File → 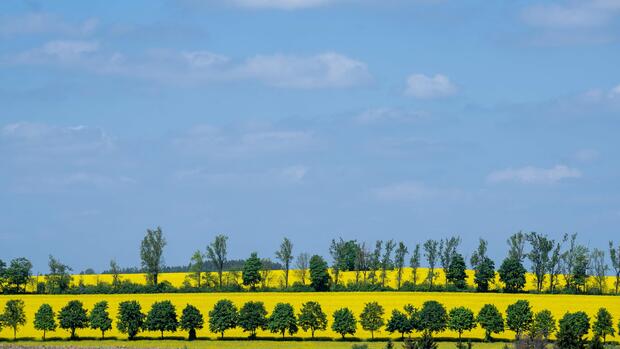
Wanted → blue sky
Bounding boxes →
[1,0,619,273]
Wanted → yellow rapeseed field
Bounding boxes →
[1,291,619,341]
[34,267,619,292]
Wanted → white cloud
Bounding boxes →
[5,42,370,89]
[522,0,620,28]
[237,52,371,88]
[574,149,599,162]
[229,0,335,10]
[487,165,581,184]
[0,13,98,37]
[609,84,620,99]
[404,73,456,99]
[1,122,114,153]
[354,108,428,124]
[280,165,308,182]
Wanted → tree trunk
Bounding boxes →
[154,272,158,286]
[189,328,196,340]
[13,327,17,340]
[371,330,374,339]
[71,328,76,339]
[161,330,164,339]
[102,330,105,339]
[285,268,289,288]
[221,331,224,339]
[311,329,315,338]
[43,330,46,341]
[219,270,223,289]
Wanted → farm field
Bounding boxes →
[40,267,620,292]
[0,340,510,349]
[1,292,618,341]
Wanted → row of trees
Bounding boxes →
[1,298,619,347]
[6,230,620,295]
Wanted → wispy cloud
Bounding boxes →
[228,0,336,10]
[372,181,459,202]
[354,108,429,124]
[487,165,582,184]
[404,73,456,99]
[4,42,370,89]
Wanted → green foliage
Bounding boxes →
[470,239,495,292]
[145,300,178,339]
[58,300,89,339]
[423,240,439,288]
[189,250,205,288]
[33,303,56,340]
[297,301,327,338]
[419,300,447,335]
[180,304,204,340]
[526,232,554,292]
[2,299,26,339]
[117,300,145,340]
[446,253,467,289]
[394,242,409,289]
[505,300,533,339]
[206,234,228,288]
[239,301,267,338]
[386,309,412,338]
[242,252,263,290]
[592,307,614,343]
[208,299,238,338]
[4,258,32,293]
[309,254,331,291]
[140,226,166,286]
[276,238,294,288]
[556,311,590,349]
[403,331,438,349]
[447,306,476,342]
[530,309,555,340]
[332,307,357,338]
[476,304,504,342]
[360,301,385,339]
[89,301,112,339]
[268,302,298,337]
[498,257,526,293]
[45,255,72,294]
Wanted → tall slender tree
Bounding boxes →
[295,252,310,285]
[507,232,526,262]
[423,239,439,289]
[526,232,554,292]
[609,241,620,294]
[140,226,166,286]
[394,242,408,289]
[380,239,396,287]
[206,234,228,289]
[189,250,205,288]
[439,236,461,285]
[410,243,421,285]
[275,237,294,288]
[470,239,495,292]
[590,248,608,294]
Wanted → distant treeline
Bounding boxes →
[0,296,618,349]
[3,229,620,295]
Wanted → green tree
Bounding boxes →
[189,250,205,288]
[109,259,122,289]
[439,236,461,286]
[386,309,412,339]
[145,300,178,339]
[526,232,554,292]
[275,238,294,288]
[89,301,112,339]
[297,301,327,338]
[530,309,555,341]
[45,255,72,294]
[180,304,204,340]
[593,307,614,343]
[505,300,533,340]
[394,241,408,289]
[419,301,447,335]
[329,238,349,287]
[507,231,526,262]
[2,299,26,339]
[242,252,262,290]
[556,311,590,349]
[268,303,298,337]
[447,306,476,344]
[476,304,504,342]
[58,300,89,340]
[498,257,526,292]
[309,254,331,291]
[380,240,396,288]
[117,300,145,340]
[409,244,421,285]
[208,299,238,339]
[332,307,357,339]
[4,258,32,293]
[609,241,620,294]
[470,239,495,292]
[238,301,267,338]
[360,301,385,339]
[446,253,467,289]
[295,252,310,285]
[590,248,608,294]
[33,303,56,340]
[423,240,439,289]
[140,226,166,286]
[206,234,228,289]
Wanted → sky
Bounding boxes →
[1,0,619,274]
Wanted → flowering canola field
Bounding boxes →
[1,291,619,341]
